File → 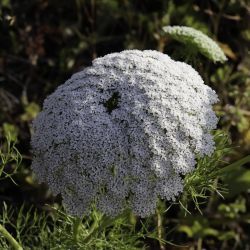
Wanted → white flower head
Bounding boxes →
[31,50,219,217]
[163,25,227,63]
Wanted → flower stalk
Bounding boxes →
[0,224,23,250]
[73,217,82,243]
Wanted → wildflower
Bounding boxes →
[31,50,219,217]
[163,25,227,63]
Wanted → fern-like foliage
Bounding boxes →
[0,203,152,250]
[181,131,231,213]
[0,135,21,180]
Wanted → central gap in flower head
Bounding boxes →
[103,91,121,114]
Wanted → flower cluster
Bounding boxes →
[31,50,219,217]
[163,25,227,63]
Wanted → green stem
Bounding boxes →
[87,216,99,236]
[0,224,23,250]
[197,237,203,250]
[83,212,125,244]
[156,208,165,250]
[83,215,111,244]
[73,217,82,243]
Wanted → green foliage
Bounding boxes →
[178,216,238,244]
[0,204,148,250]
[1,0,250,249]
[220,156,250,197]
[182,131,230,213]
[0,135,21,179]
[0,136,23,249]
[177,195,249,249]
[218,196,246,219]
[178,138,250,249]
[20,102,40,122]
[2,123,18,142]
[181,129,249,213]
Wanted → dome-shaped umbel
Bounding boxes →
[31,50,219,217]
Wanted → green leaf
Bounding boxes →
[2,123,18,142]
[20,102,40,122]
[218,155,250,176]
[218,155,250,197]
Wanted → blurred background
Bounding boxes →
[0,0,250,249]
